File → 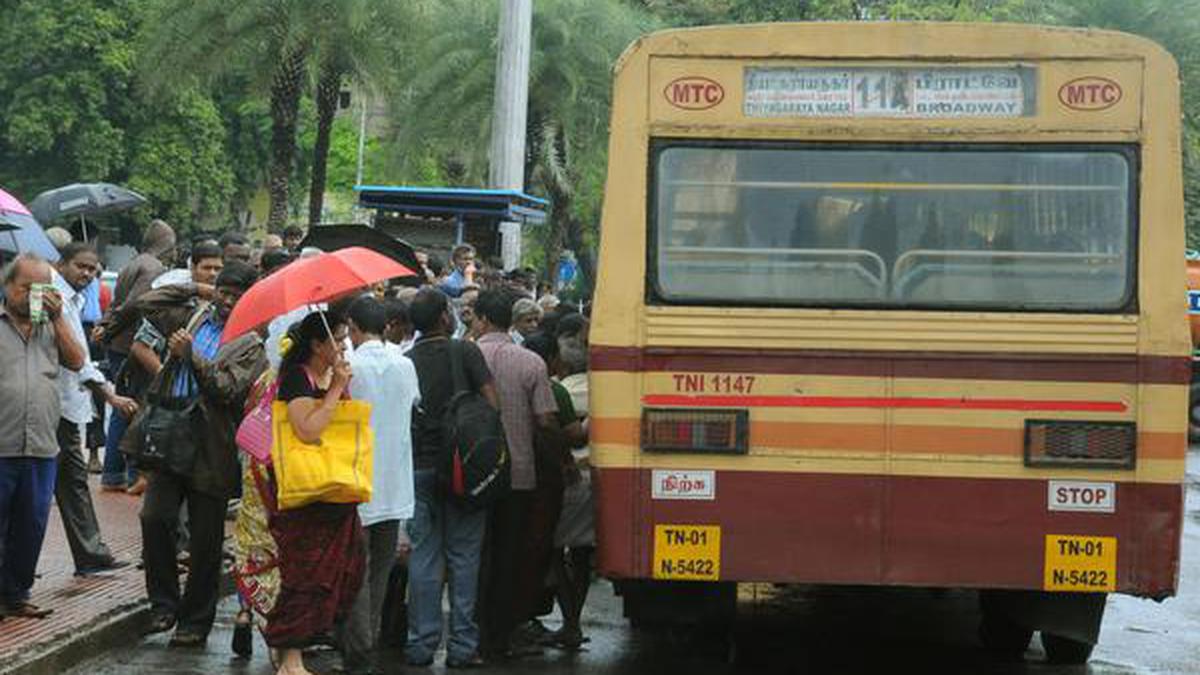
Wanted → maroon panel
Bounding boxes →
[885,477,1132,589]
[592,468,1183,596]
[593,467,638,579]
[590,346,1190,385]
[645,473,885,583]
[1128,482,1186,597]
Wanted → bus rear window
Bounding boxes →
[651,143,1134,311]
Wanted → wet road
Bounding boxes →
[68,450,1200,674]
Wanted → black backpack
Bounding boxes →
[441,340,510,508]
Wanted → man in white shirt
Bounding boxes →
[343,295,420,674]
[52,243,138,575]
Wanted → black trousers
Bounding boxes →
[140,471,226,636]
[340,520,401,673]
[55,419,113,570]
[479,489,534,655]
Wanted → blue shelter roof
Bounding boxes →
[355,185,547,224]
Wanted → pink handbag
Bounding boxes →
[236,377,281,464]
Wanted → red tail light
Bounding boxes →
[641,408,748,454]
[1024,420,1136,469]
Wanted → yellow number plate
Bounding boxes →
[1044,534,1117,592]
[653,524,721,581]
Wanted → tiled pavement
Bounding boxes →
[0,471,148,674]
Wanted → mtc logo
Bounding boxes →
[1058,77,1122,111]
[664,76,724,110]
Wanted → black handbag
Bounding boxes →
[121,359,201,476]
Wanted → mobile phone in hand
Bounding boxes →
[29,283,50,323]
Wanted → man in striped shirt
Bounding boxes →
[473,289,557,659]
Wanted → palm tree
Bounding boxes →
[140,0,324,230]
[305,0,413,225]
[393,0,653,287]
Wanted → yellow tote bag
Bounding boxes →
[271,400,374,510]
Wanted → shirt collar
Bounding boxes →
[355,338,385,351]
[52,270,81,304]
[477,332,513,345]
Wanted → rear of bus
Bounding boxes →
[588,22,1189,656]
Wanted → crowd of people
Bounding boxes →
[0,222,594,675]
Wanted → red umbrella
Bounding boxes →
[222,246,414,343]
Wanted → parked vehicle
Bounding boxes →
[589,22,1189,665]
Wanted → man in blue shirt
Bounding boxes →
[438,244,478,298]
[141,261,265,648]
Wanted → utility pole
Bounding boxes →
[354,92,369,225]
[488,0,532,270]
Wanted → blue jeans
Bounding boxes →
[100,352,136,488]
[406,469,487,663]
[0,457,57,605]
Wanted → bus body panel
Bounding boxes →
[594,466,1182,598]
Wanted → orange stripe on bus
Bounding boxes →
[590,418,1183,460]
[641,394,1127,413]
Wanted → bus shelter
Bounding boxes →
[355,185,547,263]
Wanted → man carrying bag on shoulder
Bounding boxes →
[404,289,499,669]
[137,261,265,648]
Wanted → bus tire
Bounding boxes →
[1041,632,1095,665]
[978,612,1033,660]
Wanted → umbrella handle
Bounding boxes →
[318,309,336,343]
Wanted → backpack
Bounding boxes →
[441,340,510,508]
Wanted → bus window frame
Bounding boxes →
[645,139,1141,315]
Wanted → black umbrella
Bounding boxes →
[300,224,421,285]
[29,183,147,242]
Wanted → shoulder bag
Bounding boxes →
[270,377,374,510]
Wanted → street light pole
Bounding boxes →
[489,0,532,270]
[354,92,369,224]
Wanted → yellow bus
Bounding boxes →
[589,22,1188,664]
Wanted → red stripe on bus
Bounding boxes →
[641,393,1128,413]
[591,346,1191,385]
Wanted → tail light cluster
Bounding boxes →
[1024,420,1136,469]
[641,408,749,454]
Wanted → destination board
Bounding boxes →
[744,66,1036,119]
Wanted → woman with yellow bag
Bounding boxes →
[264,312,367,675]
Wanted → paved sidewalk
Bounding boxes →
[0,471,148,675]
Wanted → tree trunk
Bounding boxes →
[564,211,595,298]
[308,64,342,226]
[544,181,569,289]
[267,46,308,231]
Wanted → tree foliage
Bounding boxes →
[0,0,138,196]
[0,0,249,235]
[125,90,235,227]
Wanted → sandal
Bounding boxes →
[169,630,207,648]
[145,613,177,635]
[2,602,52,619]
[549,627,588,651]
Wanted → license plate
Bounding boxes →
[1043,534,1117,592]
[653,524,721,581]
